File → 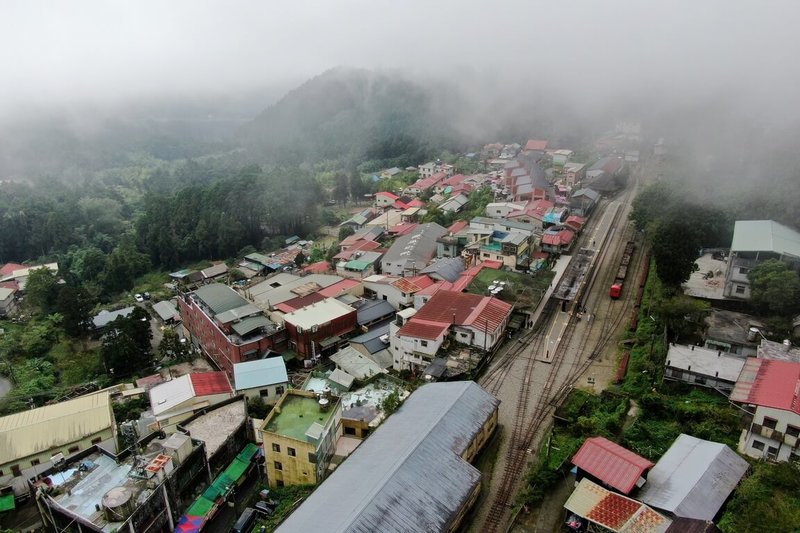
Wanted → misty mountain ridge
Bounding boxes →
[238,67,469,165]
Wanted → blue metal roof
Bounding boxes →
[233,357,288,391]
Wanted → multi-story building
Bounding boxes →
[0,392,117,499]
[274,381,499,533]
[260,389,342,487]
[233,358,289,405]
[730,357,800,462]
[282,297,357,359]
[390,291,512,372]
[179,283,284,374]
[148,372,234,432]
[723,220,800,299]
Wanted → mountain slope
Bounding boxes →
[238,67,463,164]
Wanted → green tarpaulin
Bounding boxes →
[237,442,259,462]
[0,494,15,512]
[224,458,249,481]
[186,496,214,517]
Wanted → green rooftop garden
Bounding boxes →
[265,394,336,441]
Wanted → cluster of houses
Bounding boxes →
[564,434,749,532]
[0,138,632,531]
[0,261,58,317]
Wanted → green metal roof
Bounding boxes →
[0,494,15,512]
[231,315,272,336]
[345,259,372,271]
[194,283,249,315]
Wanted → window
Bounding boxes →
[735,285,746,295]
[752,440,765,451]
[287,447,296,457]
[68,445,80,453]
[767,446,779,459]
[31,459,40,467]
[786,425,800,438]
[260,389,269,398]
[739,267,749,275]
[10,465,20,477]
[275,386,285,396]
[276,479,284,487]
[272,443,281,453]
[344,426,356,436]
[420,340,428,347]
[763,417,778,430]
[91,437,102,445]
[308,452,317,464]
[274,461,283,471]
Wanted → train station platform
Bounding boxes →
[539,201,621,363]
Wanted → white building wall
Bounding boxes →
[740,405,800,462]
[363,281,411,310]
[389,322,444,371]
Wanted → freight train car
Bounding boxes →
[609,241,635,299]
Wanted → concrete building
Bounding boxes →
[0,392,117,498]
[275,382,499,533]
[381,222,448,277]
[723,220,800,299]
[638,434,749,521]
[730,358,800,462]
[390,291,513,372]
[485,201,527,219]
[703,309,764,356]
[232,357,289,404]
[283,297,357,360]
[663,344,746,394]
[34,432,208,533]
[247,273,343,309]
[260,389,342,488]
[362,274,435,310]
[0,286,17,317]
[179,283,283,374]
[148,372,234,432]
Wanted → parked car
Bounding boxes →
[143,292,151,300]
[254,501,275,516]
[134,293,144,303]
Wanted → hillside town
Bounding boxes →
[2,125,800,533]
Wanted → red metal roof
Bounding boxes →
[0,263,25,277]
[442,174,468,187]
[464,296,513,332]
[482,260,503,270]
[388,223,419,236]
[447,220,469,234]
[411,172,448,191]
[525,139,549,151]
[335,239,382,259]
[319,279,361,298]
[588,492,642,530]
[190,371,232,396]
[407,199,426,208]
[397,318,450,340]
[392,275,435,294]
[731,358,800,414]
[0,280,19,291]
[301,261,331,274]
[277,292,326,313]
[572,437,654,494]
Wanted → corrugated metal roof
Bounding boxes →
[420,257,465,283]
[730,358,800,413]
[283,297,355,330]
[201,263,228,279]
[152,300,178,322]
[565,478,671,533]
[329,368,355,390]
[356,300,395,326]
[571,437,654,494]
[92,306,135,329]
[730,220,800,257]
[194,283,249,315]
[637,434,749,520]
[275,382,499,533]
[231,315,273,336]
[190,372,232,396]
[665,345,746,383]
[330,346,385,380]
[0,392,113,462]
[233,358,288,391]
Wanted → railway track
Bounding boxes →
[478,166,647,533]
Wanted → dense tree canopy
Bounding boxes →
[101,307,153,377]
[748,259,800,317]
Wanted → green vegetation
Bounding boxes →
[467,268,554,310]
[100,307,153,378]
[253,484,315,531]
[718,461,800,533]
[748,259,800,317]
[380,389,401,415]
[630,182,731,288]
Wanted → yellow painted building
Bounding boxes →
[0,392,117,496]
[260,389,341,488]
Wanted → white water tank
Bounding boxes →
[747,327,760,342]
